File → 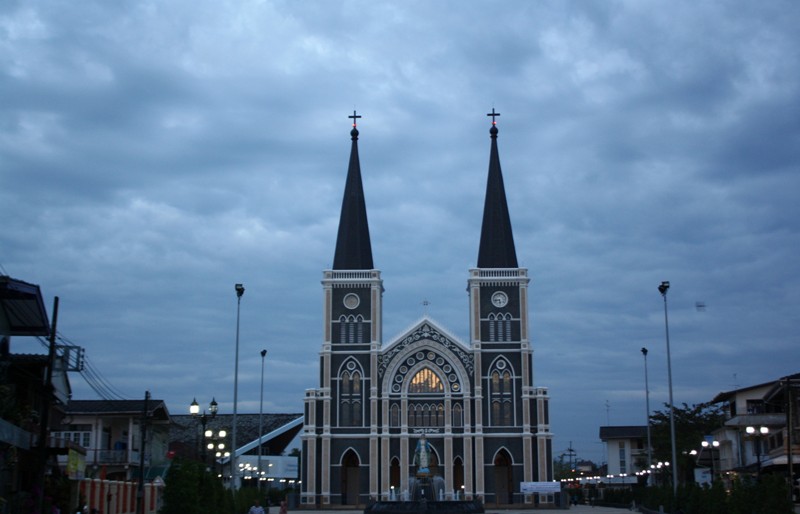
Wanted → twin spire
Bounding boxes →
[332,110,518,271]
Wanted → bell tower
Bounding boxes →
[468,110,551,495]
[304,112,383,506]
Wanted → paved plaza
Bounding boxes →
[293,506,637,514]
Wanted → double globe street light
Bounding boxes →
[746,425,770,481]
[190,398,229,476]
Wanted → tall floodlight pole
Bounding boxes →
[258,349,268,493]
[641,347,653,485]
[659,281,678,494]
[232,283,245,488]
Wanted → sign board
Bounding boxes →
[694,467,712,486]
[521,481,561,494]
[67,449,86,480]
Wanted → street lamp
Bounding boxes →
[641,347,653,485]
[232,283,245,489]
[190,397,218,462]
[746,426,770,481]
[701,439,720,479]
[658,281,678,493]
[258,349,268,491]
[207,428,228,477]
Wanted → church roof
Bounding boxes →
[477,117,518,269]
[332,115,374,270]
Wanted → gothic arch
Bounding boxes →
[381,339,471,396]
[338,359,364,427]
[487,357,515,426]
[492,448,514,505]
[341,448,361,506]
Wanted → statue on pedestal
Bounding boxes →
[414,435,432,476]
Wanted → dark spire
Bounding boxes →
[332,111,374,270]
[477,109,518,268]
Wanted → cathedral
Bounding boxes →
[300,112,553,508]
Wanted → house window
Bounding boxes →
[53,425,92,448]
[390,404,400,427]
[746,400,765,414]
[618,442,627,473]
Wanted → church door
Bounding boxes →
[342,451,360,506]
[493,450,513,505]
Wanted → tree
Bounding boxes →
[162,458,228,514]
[649,402,725,484]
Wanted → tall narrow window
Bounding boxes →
[489,363,514,426]
[390,404,400,427]
[340,369,362,426]
[453,404,463,427]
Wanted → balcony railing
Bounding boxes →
[85,448,145,466]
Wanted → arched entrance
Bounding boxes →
[341,450,360,506]
[390,457,400,497]
[493,449,513,505]
[453,456,465,498]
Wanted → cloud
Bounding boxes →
[2,0,799,464]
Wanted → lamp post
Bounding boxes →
[746,425,770,481]
[658,281,678,493]
[641,347,653,485]
[701,438,720,480]
[232,283,245,489]
[190,397,218,463]
[258,349,268,492]
[207,428,228,478]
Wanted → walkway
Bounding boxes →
[296,506,636,514]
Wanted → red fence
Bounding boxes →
[79,478,162,514]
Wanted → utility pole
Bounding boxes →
[36,296,59,514]
[137,391,150,514]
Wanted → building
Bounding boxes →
[1,276,75,512]
[301,113,553,508]
[709,373,800,485]
[598,426,649,477]
[169,412,303,489]
[57,399,173,481]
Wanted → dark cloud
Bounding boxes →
[2,0,799,463]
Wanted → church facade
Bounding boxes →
[300,113,553,508]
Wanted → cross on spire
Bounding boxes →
[487,108,500,125]
[349,110,362,127]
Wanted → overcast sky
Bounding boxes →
[3,1,799,464]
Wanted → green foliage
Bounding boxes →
[161,458,228,514]
[649,402,725,484]
[639,476,794,514]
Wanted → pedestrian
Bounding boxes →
[279,499,288,514]
[248,499,266,514]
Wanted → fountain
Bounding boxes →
[364,436,484,514]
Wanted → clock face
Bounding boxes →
[491,291,508,308]
[343,293,360,309]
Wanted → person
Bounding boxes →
[248,499,265,514]
[279,499,287,514]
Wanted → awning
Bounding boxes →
[0,276,50,337]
